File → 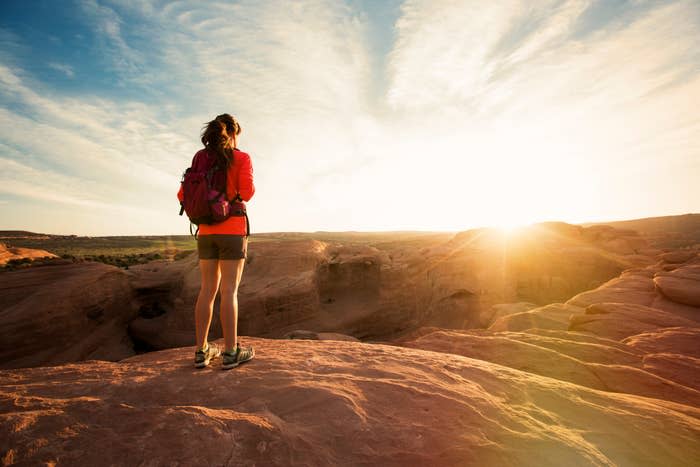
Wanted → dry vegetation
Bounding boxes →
[0,231,197,270]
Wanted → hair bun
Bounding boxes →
[215,113,241,136]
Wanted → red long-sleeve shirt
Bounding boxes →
[178,148,255,236]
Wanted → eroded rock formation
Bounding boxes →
[126,223,653,349]
[1,337,698,466]
[0,263,137,369]
[1,219,699,465]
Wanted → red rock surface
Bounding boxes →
[488,303,584,331]
[654,264,700,307]
[623,328,700,391]
[567,269,659,308]
[126,224,650,350]
[623,327,700,357]
[2,218,700,465]
[481,302,538,327]
[283,330,360,341]
[569,302,697,341]
[0,243,57,265]
[641,353,700,391]
[0,223,692,368]
[661,251,698,264]
[397,328,699,407]
[0,263,137,369]
[2,337,699,466]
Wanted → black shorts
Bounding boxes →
[197,235,248,260]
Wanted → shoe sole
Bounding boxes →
[194,349,221,368]
[222,351,254,370]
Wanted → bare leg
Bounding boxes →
[195,259,221,350]
[219,258,246,352]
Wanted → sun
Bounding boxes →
[494,219,528,235]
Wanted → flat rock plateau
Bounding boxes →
[1,214,699,466]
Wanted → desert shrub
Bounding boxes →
[9,258,32,265]
[174,249,195,260]
[4,258,32,270]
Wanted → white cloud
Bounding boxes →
[0,0,377,234]
[0,0,698,234]
[378,0,700,228]
[47,62,75,78]
[78,0,146,81]
[0,157,118,209]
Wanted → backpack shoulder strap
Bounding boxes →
[192,149,207,170]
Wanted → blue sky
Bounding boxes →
[0,0,699,235]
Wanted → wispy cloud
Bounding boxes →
[78,0,146,82]
[378,0,700,227]
[47,62,75,78]
[0,0,698,234]
[0,157,119,208]
[98,0,379,231]
[0,0,376,234]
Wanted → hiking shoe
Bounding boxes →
[194,342,221,368]
[222,343,254,370]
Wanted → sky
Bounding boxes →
[0,0,698,236]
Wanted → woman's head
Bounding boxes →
[216,113,241,139]
[200,113,242,166]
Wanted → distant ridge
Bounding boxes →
[0,230,54,239]
[581,213,700,234]
[3,213,699,239]
[582,213,700,248]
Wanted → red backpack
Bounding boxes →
[179,149,246,236]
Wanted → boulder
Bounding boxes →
[567,273,657,308]
[661,251,697,264]
[654,265,700,307]
[622,328,700,358]
[568,303,697,341]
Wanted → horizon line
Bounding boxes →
[1,212,698,238]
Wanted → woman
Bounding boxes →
[177,113,255,370]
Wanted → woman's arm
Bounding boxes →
[236,152,255,201]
